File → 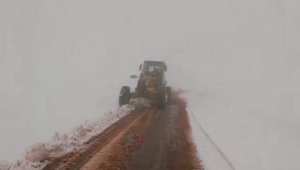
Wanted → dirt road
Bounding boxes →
[43,97,203,170]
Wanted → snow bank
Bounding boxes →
[0,99,149,170]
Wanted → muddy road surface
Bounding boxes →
[43,97,203,170]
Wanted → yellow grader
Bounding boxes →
[119,61,171,108]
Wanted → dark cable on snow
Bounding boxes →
[189,110,236,170]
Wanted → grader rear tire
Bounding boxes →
[119,86,130,106]
[165,86,171,103]
[157,89,167,109]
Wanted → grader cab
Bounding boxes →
[119,61,171,108]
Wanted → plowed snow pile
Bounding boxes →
[0,99,149,170]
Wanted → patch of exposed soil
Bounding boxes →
[43,95,203,170]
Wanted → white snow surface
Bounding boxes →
[0,99,149,170]
[1,0,300,170]
[185,87,300,170]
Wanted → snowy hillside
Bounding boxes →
[1,0,300,169]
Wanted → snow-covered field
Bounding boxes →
[1,0,300,169]
[0,99,149,169]
[186,89,300,170]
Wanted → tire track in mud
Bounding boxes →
[128,97,202,170]
[43,107,153,170]
[81,108,154,170]
[43,96,203,170]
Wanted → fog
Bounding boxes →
[1,0,300,169]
